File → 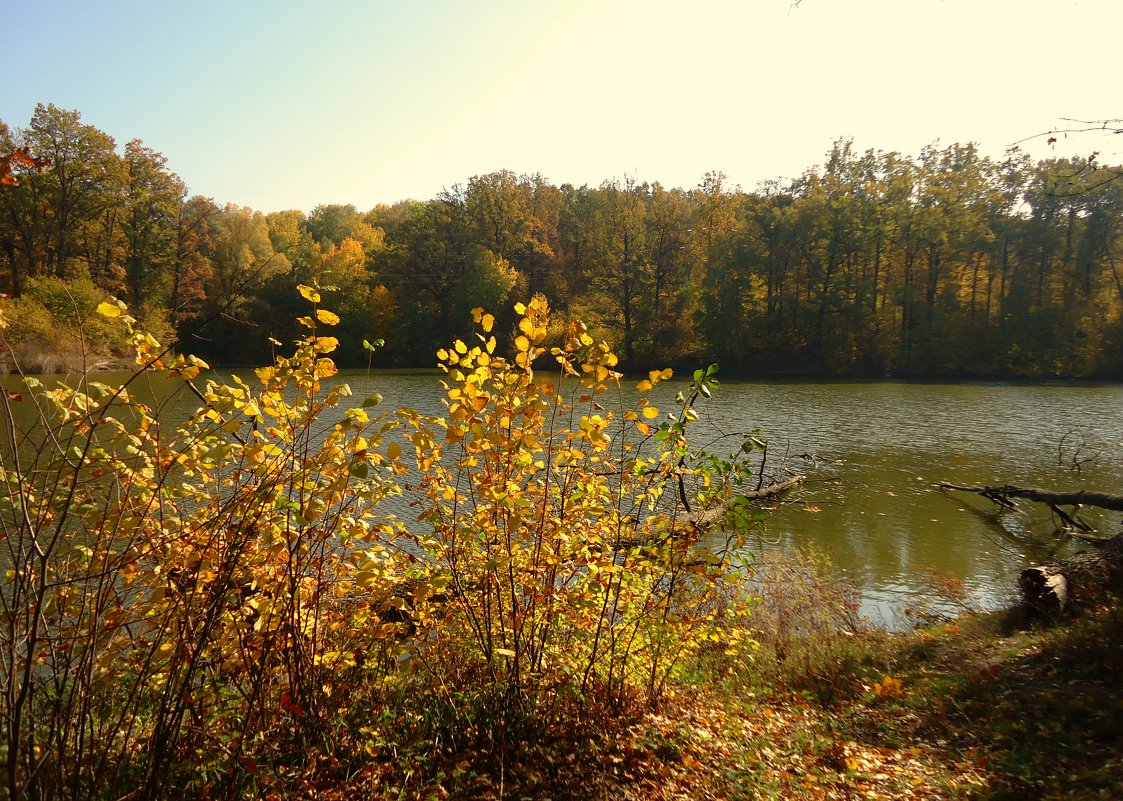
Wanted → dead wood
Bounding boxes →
[687,475,807,531]
[937,482,1123,532]
[939,482,1123,614]
[1019,532,1123,614]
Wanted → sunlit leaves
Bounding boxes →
[401,295,754,718]
[1,284,762,798]
[96,300,123,318]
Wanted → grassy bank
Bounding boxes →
[298,603,1122,801]
[272,545,1121,801]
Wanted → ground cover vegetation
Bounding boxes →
[4,104,1123,377]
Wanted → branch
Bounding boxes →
[1010,118,1123,148]
[938,482,1123,514]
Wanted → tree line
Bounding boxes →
[3,103,1122,377]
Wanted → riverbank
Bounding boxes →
[297,603,1123,800]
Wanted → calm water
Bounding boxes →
[6,369,1123,626]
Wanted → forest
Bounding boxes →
[3,102,1123,377]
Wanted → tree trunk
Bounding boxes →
[1020,532,1123,614]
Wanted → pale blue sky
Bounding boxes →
[2,0,1119,212]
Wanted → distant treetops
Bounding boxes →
[3,103,1122,377]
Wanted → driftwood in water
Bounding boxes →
[1019,532,1123,614]
[687,475,806,531]
[937,482,1123,532]
[939,482,1123,614]
[743,474,807,502]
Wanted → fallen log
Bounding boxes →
[937,482,1123,532]
[939,481,1123,614]
[1019,531,1123,614]
[687,475,806,530]
[742,474,807,502]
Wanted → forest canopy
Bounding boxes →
[3,103,1122,377]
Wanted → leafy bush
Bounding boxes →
[0,286,405,799]
[0,277,136,372]
[0,288,757,800]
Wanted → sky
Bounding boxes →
[2,0,1120,213]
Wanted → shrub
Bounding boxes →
[0,286,405,799]
[0,277,136,372]
[0,289,757,800]
[740,547,878,701]
[400,297,757,726]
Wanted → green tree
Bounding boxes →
[121,140,186,333]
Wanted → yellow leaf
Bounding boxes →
[314,336,339,353]
[386,441,401,460]
[515,335,530,352]
[96,301,122,318]
[636,380,653,393]
[642,405,659,419]
[454,339,468,354]
[873,675,903,698]
[297,284,321,303]
[315,309,340,325]
[635,421,651,435]
[514,301,527,315]
[481,313,495,333]
[519,317,534,336]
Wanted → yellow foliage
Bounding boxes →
[0,288,754,796]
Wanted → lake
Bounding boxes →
[360,372,1123,625]
[5,368,1122,626]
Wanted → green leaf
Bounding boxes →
[349,461,369,478]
